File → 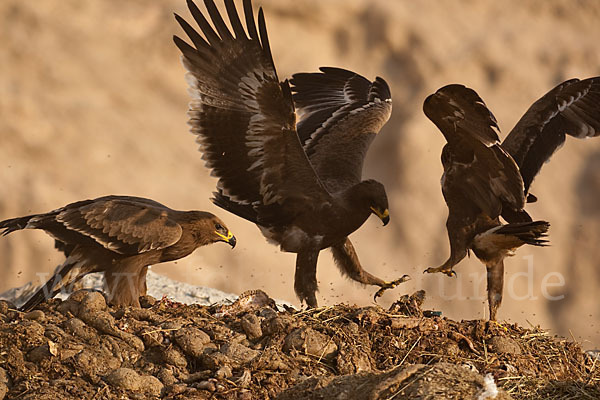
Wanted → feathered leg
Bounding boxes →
[138,266,148,296]
[103,260,146,308]
[330,238,387,286]
[330,238,410,300]
[424,215,470,277]
[486,260,505,320]
[294,249,319,308]
[473,220,550,320]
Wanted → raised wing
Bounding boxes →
[502,77,600,193]
[174,0,330,215]
[424,84,501,147]
[53,196,183,254]
[425,85,525,215]
[290,67,392,192]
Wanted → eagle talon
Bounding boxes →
[424,267,456,277]
[486,320,508,332]
[373,275,411,302]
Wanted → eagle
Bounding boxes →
[173,0,409,308]
[0,195,236,311]
[423,78,600,320]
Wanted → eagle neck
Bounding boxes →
[338,183,373,223]
[160,230,199,262]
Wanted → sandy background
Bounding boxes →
[1,0,599,347]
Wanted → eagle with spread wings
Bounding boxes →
[424,78,600,320]
[0,196,236,311]
[173,0,409,307]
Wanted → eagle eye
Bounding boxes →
[215,223,224,231]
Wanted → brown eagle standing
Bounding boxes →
[173,0,408,307]
[0,195,236,310]
[424,78,600,320]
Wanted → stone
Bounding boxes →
[174,326,211,358]
[283,327,338,360]
[488,336,521,355]
[23,310,45,322]
[241,314,263,341]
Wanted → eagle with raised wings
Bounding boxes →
[173,0,408,307]
[0,196,236,311]
[424,78,600,320]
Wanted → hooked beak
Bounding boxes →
[370,207,390,226]
[216,230,237,248]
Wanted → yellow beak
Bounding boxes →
[370,207,390,226]
[216,230,236,248]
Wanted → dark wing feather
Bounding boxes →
[49,196,182,254]
[441,145,521,218]
[423,84,501,147]
[175,0,330,218]
[502,77,600,193]
[290,67,392,192]
[211,190,259,224]
[20,248,98,312]
[425,85,526,214]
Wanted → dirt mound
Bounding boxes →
[0,290,597,399]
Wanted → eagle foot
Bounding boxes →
[373,275,411,302]
[486,319,508,332]
[423,266,457,277]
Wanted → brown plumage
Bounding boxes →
[423,77,600,320]
[173,0,408,308]
[424,79,600,319]
[0,195,236,311]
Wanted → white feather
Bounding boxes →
[477,373,499,400]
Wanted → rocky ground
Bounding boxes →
[0,288,598,400]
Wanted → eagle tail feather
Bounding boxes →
[19,280,58,312]
[19,258,83,312]
[501,207,533,223]
[495,220,550,247]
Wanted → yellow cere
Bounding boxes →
[370,207,389,219]
[216,230,234,241]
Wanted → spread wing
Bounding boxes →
[502,77,600,193]
[174,0,330,219]
[424,84,501,146]
[424,84,525,216]
[52,196,183,254]
[290,67,392,192]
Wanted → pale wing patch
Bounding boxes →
[473,226,519,258]
[304,95,392,152]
